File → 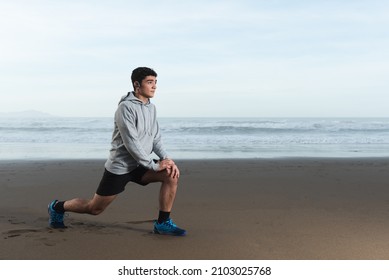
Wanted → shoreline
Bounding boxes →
[1,155,389,162]
[1,158,389,259]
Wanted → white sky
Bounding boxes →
[1,0,388,117]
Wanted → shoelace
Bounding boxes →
[164,219,177,228]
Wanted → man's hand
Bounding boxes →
[166,164,180,179]
[158,159,180,179]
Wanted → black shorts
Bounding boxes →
[96,166,150,196]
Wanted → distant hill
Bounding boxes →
[0,110,56,118]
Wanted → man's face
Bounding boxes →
[138,75,157,100]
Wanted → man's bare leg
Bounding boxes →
[63,194,117,215]
[141,169,178,212]
[141,168,186,236]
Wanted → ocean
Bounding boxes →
[1,117,389,160]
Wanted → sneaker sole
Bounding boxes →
[49,223,67,229]
[153,229,186,236]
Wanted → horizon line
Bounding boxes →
[0,110,388,119]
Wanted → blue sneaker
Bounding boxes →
[153,218,186,236]
[48,200,66,228]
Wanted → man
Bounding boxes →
[48,67,186,236]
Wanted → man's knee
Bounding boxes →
[163,171,179,185]
[87,203,106,215]
[162,170,178,184]
[142,169,179,185]
[89,206,105,215]
[87,194,116,215]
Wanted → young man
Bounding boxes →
[48,67,186,236]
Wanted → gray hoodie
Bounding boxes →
[104,92,169,175]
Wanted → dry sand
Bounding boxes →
[1,158,389,260]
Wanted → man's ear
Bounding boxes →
[134,81,140,88]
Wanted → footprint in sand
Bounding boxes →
[3,228,66,247]
[1,216,26,225]
[35,237,57,247]
[3,228,40,238]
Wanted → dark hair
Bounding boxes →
[131,67,157,89]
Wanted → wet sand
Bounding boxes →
[1,158,389,260]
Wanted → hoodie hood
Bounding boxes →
[119,91,150,105]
